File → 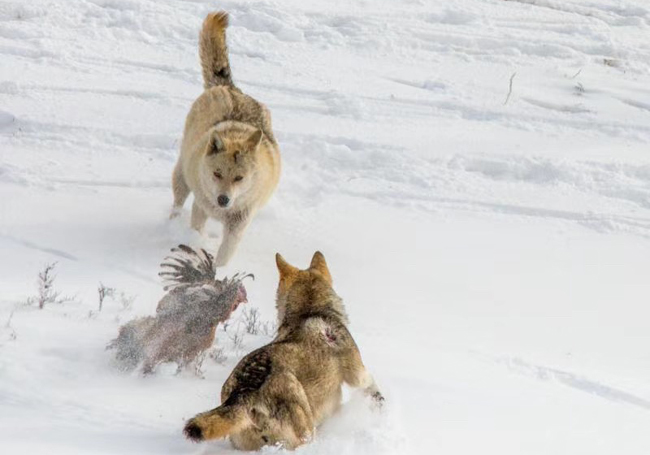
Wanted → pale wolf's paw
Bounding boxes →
[169,208,182,220]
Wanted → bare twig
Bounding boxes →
[504,72,517,105]
[209,346,227,364]
[97,283,116,312]
[4,310,17,341]
[242,307,260,335]
[37,263,58,309]
[27,263,75,308]
[5,310,14,328]
[260,320,277,338]
[228,330,244,352]
[574,82,585,96]
[25,263,76,309]
[570,68,583,79]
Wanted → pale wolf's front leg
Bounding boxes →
[215,211,250,267]
[191,202,208,232]
[170,161,190,219]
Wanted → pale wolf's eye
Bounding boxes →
[233,176,243,182]
[214,171,222,179]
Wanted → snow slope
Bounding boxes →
[1,0,650,453]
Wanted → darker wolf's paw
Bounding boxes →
[370,391,385,408]
[184,420,204,442]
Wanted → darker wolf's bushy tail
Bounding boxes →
[199,11,234,89]
[184,404,248,442]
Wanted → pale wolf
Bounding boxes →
[171,11,281,266]
[184,252,383,450]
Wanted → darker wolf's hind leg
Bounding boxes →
[171,161,190,218]
[286,401,315,448]
[266,373,315,449]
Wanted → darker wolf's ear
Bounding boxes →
[309,251,332,284]
[207,131,225,155]
[276,253,298,277]
[246,129,263,151]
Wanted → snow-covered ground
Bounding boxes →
[1,0,650,453]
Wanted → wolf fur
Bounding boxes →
[107,245,249,374]
[184,252,383,450]
[171,11,281,267]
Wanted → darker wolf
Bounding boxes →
[184,252,383,450]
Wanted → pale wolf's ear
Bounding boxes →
[246,129,263,151]
[207,131,225,155]
[276,253,298,278]
[309,251,332,284]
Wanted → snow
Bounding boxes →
[1,0,650,453]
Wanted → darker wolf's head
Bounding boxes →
[200,126,264,209]
[274,251,346,324]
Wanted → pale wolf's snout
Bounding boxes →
[217,194,230,207]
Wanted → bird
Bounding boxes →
[108,245,251,374]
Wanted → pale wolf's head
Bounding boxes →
[200,127,264,209]
[274,252,346,324]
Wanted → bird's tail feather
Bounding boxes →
[159,244,215,290]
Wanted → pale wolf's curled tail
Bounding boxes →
[184,403,248,442]
[199,11,233,89]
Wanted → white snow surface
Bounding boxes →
[1,0,650,453]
